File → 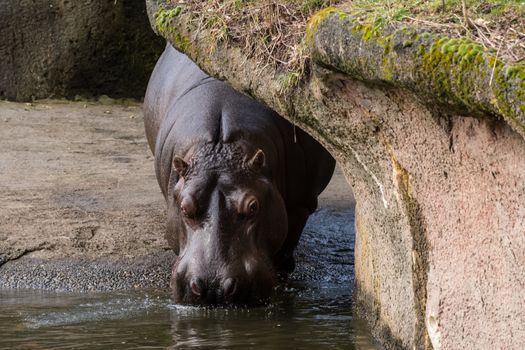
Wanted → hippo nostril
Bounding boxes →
[223,278,237,298]
[190,278,205,296]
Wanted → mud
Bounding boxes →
[0,100,354,291]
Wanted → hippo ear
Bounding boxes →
[246,149,266,171]
[172,156,189,177]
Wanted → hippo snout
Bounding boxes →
[171,259,275,306]
[186,277,238,304]
[174,274,250,305]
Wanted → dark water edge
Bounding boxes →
[0,207,379,349]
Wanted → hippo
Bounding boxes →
[143,44,335,305]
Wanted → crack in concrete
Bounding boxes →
[348,144,388,209]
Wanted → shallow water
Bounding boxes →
[0,208,379,349]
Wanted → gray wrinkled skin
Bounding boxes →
[143,44,335,305]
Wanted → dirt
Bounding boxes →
[0,100,168,262]
[0,100,353,291]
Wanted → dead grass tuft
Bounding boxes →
[342,0,525,64]
[169,0,524,70]
[171,0,339,72]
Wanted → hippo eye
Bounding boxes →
[246,199,259,217]
[180,197,196,218]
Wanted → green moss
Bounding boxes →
[154,5,183,33]
[279,71,301,94]
[307,9,524,135]
[306,7,344,45]
[374,21,520,119]
[154,5,190,51]
[490,61,525,134]
[417,35,492,108]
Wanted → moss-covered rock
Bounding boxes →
[307,8,525,138]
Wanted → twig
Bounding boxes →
[461,0,472,29]
[509,28,525,38]
[489,39,504,87]
[469,21,493,50]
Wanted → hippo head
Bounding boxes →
[166,143,287,306]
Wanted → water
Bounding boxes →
[0,208,379,349]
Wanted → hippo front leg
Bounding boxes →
[275,206,312,279]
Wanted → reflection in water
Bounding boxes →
[0,208,379,349]
[167,282,373,350]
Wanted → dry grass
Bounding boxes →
[173,0,340,71]
[170,0,524,69]
[341,0,525,63]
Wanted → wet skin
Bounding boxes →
[143,44,335,305]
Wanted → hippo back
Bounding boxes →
[143,43,335,214]
[143,43,210,154]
